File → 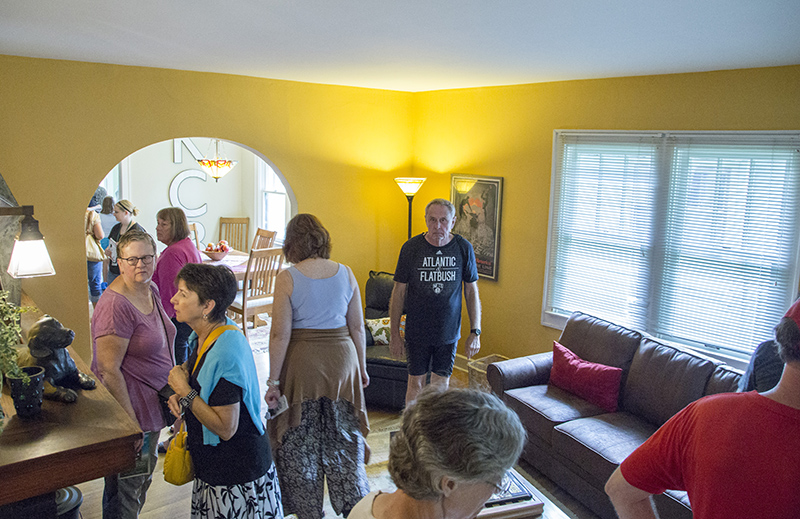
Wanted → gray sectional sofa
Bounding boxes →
[487,312,743,519]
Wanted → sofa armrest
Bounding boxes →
[486,352,553,398]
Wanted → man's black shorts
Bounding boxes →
[406,340,457,377]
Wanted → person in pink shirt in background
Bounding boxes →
[154,207,203,364]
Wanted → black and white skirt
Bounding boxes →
[191,462,283,519]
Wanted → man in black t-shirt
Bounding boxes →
[389,198,481,406]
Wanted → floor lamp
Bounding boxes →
[394,178,426,239]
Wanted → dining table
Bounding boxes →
[201,249,249,281]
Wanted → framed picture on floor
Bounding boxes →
[450,174,503,281]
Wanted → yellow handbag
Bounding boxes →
[163,325,239,486]
[163,421,194,485]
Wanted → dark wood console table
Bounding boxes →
[0,346,141,514]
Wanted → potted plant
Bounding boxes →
[0,290,41,424]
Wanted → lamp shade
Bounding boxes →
[0,206,56,278]
[197,139,238,182]
[197,158,238,181]
[394,177,426,197]
[7,238,55,278]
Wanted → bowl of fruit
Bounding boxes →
[203,240,231,261]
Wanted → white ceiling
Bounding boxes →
[2,1,799,92]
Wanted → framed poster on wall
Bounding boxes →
[450,175,503,281]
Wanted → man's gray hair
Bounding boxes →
[775,316,800,363]
[425,198,456,218]
[388,387,526,501]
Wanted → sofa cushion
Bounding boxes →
[558,312,642,375]
[365,324,374,346]
[550,341,623,412]
[364,270,395,319]
[552,412,658,488]
[365,344,406,367]
[366,317,391,344]
[621,338,716,426]
[364,316,406,345]
[705,363,743,395]
[487,352,554,397]
[659,490,692,516]
[504,385,606,446]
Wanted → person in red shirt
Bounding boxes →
[605,299,800,519]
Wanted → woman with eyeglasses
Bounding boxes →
[347,387,526,519]
[91,230,176,519]
[154,207,203,365]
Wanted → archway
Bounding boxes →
[85,137,297,305]
[97,137,296,249]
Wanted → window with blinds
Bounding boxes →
[543,131,800,356]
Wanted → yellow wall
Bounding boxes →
[414,66,800,358]
[1,53,798,361]
[0,55,416,359]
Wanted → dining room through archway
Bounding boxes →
[96,137,297,254]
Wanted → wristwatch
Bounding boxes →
[266,378,280,389]
[179,389,198,413]
[471,328,481,336]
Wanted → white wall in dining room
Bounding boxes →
[122,138,258,252]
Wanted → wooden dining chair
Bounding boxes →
[251,228,278,250]
[228,247,284,338]
[187,222,201,250]
[219,217,250,252]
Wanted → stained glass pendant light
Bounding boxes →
[197,139,238,182]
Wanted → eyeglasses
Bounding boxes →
[488,475,512,496]
[118,254,155,266]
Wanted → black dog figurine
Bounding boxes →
[17,315,96,403]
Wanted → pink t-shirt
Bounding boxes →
[91,284,176,431]
[153,237,203,319]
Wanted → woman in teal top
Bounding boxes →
[168,263,283,519]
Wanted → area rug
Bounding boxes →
[320,420,398,518]
[245,314,272,355]
[245,315,402,517]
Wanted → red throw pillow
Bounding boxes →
[550,341,623,413]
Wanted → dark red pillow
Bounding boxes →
[550,341,623,412]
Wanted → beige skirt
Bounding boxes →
[267,326,369,445]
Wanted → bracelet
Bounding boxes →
[266,378,280,389]
[179,389,198,412]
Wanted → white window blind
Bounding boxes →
[544,131,800,356]
[258,161,289,243]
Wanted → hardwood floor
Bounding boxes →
[74,340,599,519]
[75,406,598,519]
[74,407,404,519]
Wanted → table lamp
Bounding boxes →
[0,206,56,278]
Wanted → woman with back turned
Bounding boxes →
[264,213,371,519]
